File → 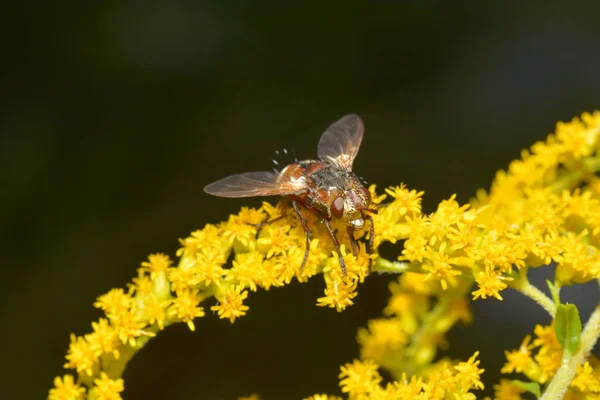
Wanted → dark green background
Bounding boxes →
[2,2,599,399]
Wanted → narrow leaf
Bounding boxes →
[546,280,561,306]
[511,380,541,398]
[554,303,582,354]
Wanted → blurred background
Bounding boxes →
[2,1,600,399]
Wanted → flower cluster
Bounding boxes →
[304,353,484,400]
[49,111,600,400]
[499,323,600,398]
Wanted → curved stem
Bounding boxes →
[509,271,556,317]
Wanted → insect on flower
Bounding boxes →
[204,114,377,275]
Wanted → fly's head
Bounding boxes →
[329,186,371,229]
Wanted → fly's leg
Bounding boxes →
[249,201,288,228]
[251,215,284,228]
[347,226,358,256]
[364,214,375,272]
[323,218,347,276]
[291,200,311,271]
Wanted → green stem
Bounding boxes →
[509,271,556,317]
[372,258,420,274]
[540,305,600,399]
[401,277,472,376]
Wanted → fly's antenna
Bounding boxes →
[291,148,298,162]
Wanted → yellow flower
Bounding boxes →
[93,289,132,318]
[171,289,205,331]
[48,375,86,400]
[493,379,525,400]
[142,293,171,330]
[323,245,369,283]
[261,200,283,220]
[140,253,172,277]
[555,112,599,159]
[421,242,462,290]
[257,222,299,258]
[222,207,263,248]
[111,308,155,347]
[91,372,124,400]
[383,290,426,320]
[304,395,343,400]
[226,249,269,291]
[87,318,119,359]
[177,224,223,257]
[317,274,358,312]
[454,351,485,391]
[238,394,261,400]
[64,334,98,377]
[195,247,227,287]
[420,359,456,397]
[532,323,560,354]
[211,285,250,323]
[385,184,424,216]
[339,359,382,397]
[357,318,407,365]
[501,335,535,374]
[130,274,152,296]
[472,267,511,300]
[571,361,600,393]
[395,272,435,296]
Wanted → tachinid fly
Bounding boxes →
[204,114,377,275]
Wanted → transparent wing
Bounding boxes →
[317,114,364,171]
[204,171,299,198]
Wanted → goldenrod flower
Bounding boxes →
[211,284,250,323]
[571,361,600,393]
[87,318,119,359]
[111,308,155,347]
[64,334,99,377]
[140,253,172,277]
[317,273,358,312]
[472,266,510,300]
[93,289,132,319]
[501,335,535,375]
[171,289,205,331]
[222,207,263,248]
[237,394,261,400]
[48,375,86,400]
[90,373,124,400]
[304,395,343,400]
[141,294,170,330]
[493,379,525,400]
[454,351,485,391]
[339,359,382,397]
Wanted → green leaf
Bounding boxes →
[511,380,541,398]
[546,280,561,306]
[554,303,582,354]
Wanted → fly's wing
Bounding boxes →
[317,114,364,171]
[204,171,300,198]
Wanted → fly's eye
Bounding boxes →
[330,196,345,218]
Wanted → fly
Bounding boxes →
[204,114,377,275]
